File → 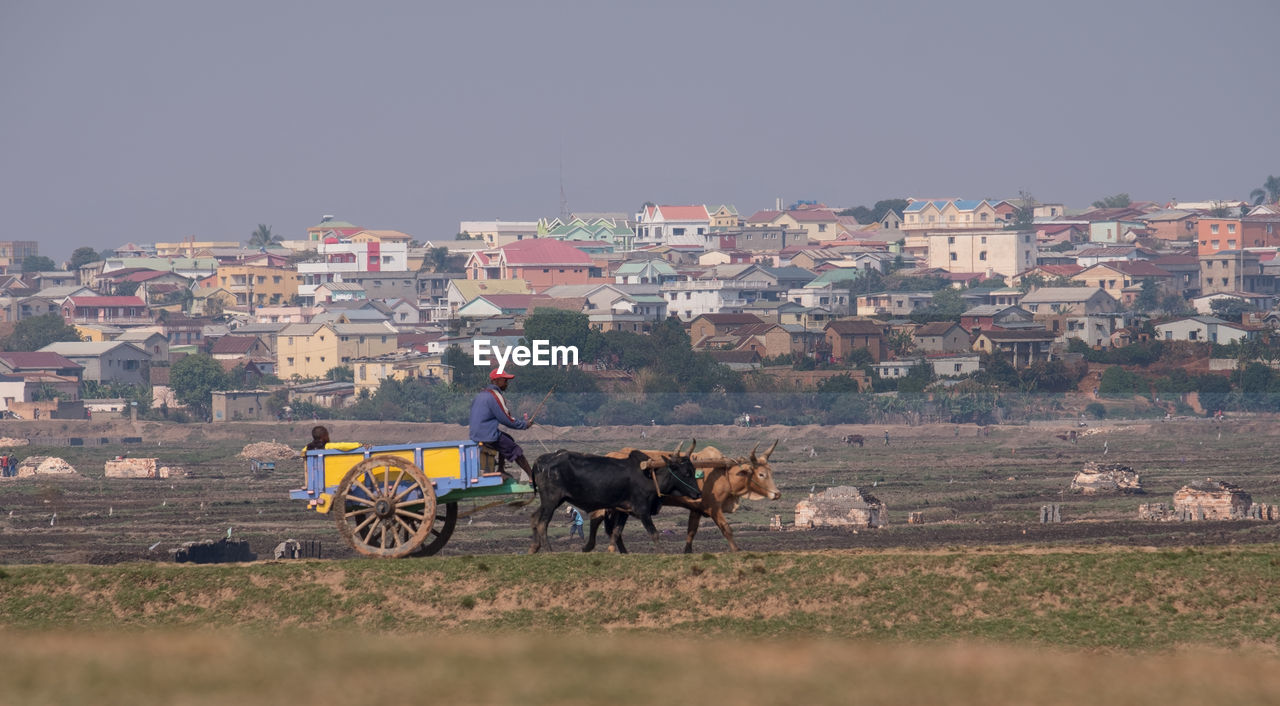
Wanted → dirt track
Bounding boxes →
[1,416,1277,564]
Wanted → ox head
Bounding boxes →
[736,440,781,501]
[639,440,701,501]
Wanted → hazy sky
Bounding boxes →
[2,0,1277,261]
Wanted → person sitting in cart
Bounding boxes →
[469,369,534,483]
[301,425,366,507]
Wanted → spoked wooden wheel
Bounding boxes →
[335,455,435,558]
[410,501,458,557]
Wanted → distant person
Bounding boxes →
[884,430,890,446]
[567,506,584,539]
[301,425,364,507]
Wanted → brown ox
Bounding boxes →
[587,440,782,554]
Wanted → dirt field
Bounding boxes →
[2,415,1277,563]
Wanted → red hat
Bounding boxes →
[489,369,515,381]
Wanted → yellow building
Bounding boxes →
[708,205,740,229]
[353,351,451,394]
[215,264,299,308]
[276,321,399,379]
[348,229,414,244]
[74,324,118,342]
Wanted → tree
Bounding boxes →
[68,247,103,270]
[1250,175,1280,205]
[169,354,231,420]
[21,255,57,273]
[838,198,909,225]
[426,246,448,272]
[1210,298,1253,322]
[521,308,603,364]
[927,287,966,320]
[326,365,354,382]
[1091,193,1131,209]
[1010,190,1036,228]
[248,224,282,248]
[1133,277,1160,313]
[1,313,83,351]
[1207,200,1233,218]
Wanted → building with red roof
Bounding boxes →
[60,296,150,326]
[634,204,712,247]
[464,239,603,291]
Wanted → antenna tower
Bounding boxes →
[559,143,570,221]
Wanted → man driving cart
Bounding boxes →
[469,369,534,483]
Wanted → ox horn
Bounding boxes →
[749,442,760,463]
[673,440,685,456]
[762,439,778,461]
[686,438,697,456]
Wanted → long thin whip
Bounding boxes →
[527,385,556,425]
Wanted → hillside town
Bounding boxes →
[3,185,1280,424]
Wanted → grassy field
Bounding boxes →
[4,548,1280,705]
[3,548,1280,647]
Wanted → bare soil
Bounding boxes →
[1,415,1277,564]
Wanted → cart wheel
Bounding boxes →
[410,502,458,557]
[335,455,435,558]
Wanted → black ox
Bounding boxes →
[528,445,701,553]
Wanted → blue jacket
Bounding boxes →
[469,385,528,443]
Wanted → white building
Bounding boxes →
[297,239,408,305]
[929,354,982,378]
[1154,316,1251,345]
[926,229,1037,278]
[660,278,781,321]
[634,205,711,248]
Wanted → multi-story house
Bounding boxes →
[1070,261,1176,301]
[306,217,364,244]
[352,351,450,395]
[538,217,635,252]
[901,199,1006,232]
[973,329,1056,368]
[1152,254,1201,297]
[788,282,852,316]
[60,296,151,326]
[912,322,971,354]
[1138,209,1199,241]
[708,226,800,252]
[822,318,887,363]
[744,207,847,243]
[296,239,409,305]
[614,260,678,285]
[660,269,789,321]
[1198,250,1273,297]
[1019,287,1118,318]
[39,341,150,385]
[634,205,712,248]
[458,220,539,248]
[855,291,933,317]
[926,230,1037,277]
[464,239,602,291]
[276,321,399,380]
[1088,220,1147,244]
[708,205,740,230]
[0,241,39,270]
[215,262,299,309]
[1197,215,1280,254]
[445,279,530,319]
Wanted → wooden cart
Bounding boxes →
[291,440,531,558]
